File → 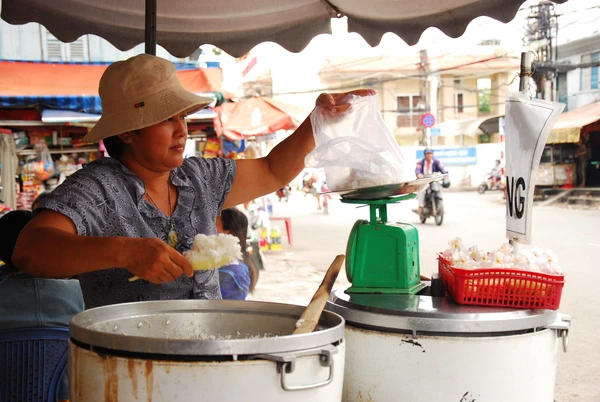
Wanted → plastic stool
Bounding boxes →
[269,217,293,246]
[0,327,69,402]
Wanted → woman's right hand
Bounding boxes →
[121,238,194,284]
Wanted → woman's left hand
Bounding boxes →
[315,89,377,113]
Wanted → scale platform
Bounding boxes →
[329,175,449,201]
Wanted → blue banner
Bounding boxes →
[416,147,477,166]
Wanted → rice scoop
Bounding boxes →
[128,233,242,282]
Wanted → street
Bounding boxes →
[248,190,600,402]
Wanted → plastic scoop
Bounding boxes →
[293,254,345,335]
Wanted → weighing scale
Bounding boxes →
[335,176,447,295]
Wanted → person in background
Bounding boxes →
[575,133,591,188]
[413,148,447,214]
[490,159,503,189]
[216,208,258,300]
[0,210,85,402]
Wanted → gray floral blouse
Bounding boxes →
[38,156,236,309]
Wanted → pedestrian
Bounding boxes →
[575,134,591,188]
[12,53,376,308]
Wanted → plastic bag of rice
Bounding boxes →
[183,233,242,271]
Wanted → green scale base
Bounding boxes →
[343,194,426,295]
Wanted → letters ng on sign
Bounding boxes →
[504,93,564,244]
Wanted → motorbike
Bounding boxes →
[276,185,291,202]
[478,173,505,194]
[419,177,450,226]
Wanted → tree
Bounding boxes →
[478,89,491,113]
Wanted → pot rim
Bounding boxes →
[70,300,345,356]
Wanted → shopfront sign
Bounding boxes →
[504,93,564,244]
[416,147,477,166]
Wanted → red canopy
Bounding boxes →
[217,95,308,140]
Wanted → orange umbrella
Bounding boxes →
[217,95,308,140]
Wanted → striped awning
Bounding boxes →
[547,101,600,144]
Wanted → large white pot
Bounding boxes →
[326,289,570,402]
[69,300,345,402]
[343,325,558,402]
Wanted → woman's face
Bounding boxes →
[128,112,188,171]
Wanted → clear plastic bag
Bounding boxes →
[305,94,406,191]
[33,142,55,181]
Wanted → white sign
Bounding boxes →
[504,93,564,244]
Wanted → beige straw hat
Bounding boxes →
[84,54,213,143]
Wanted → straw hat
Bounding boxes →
[84,54,213,143]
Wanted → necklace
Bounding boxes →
[145,180,178,248]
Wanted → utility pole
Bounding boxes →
[523,1,558,100]
[419,49,430,146]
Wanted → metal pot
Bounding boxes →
[69,300,345,402]
[326,289,570,402]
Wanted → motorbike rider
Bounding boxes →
[413,148,447,214]
[490,159,503,189]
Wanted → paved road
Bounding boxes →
[249,190,600,402]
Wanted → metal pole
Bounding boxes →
[145,0,157,55]
[518,52,534,93]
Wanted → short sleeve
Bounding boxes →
[37,167,113,236]
[182,157,236,211]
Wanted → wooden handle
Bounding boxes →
[293,254,345,335]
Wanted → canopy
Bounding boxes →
[1,0,567,58]
[547,101,600,144]
[0,61,222,113]
[217,96,308,140]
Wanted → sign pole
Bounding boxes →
[509,53,533,253]
[504,52,564,254]
[518,52,534,93]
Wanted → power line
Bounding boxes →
[244,55,514,99]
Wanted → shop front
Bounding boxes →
[0,60,224,211]
[536,101,600,188]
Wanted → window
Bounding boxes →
[396,95,424,127]
[42,29,89,62]
[477,78,491,113]
[581,52,599,91]
[455,93,464,113]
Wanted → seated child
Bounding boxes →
[0,210,85,402]
[216,208,259,300]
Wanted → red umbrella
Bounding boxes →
[216,95,309,140]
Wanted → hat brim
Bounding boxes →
[83,88,213,143]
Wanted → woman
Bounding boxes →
[216,208,258,300]
[12,53,375,308]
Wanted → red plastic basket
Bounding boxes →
[438,255,565,310]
